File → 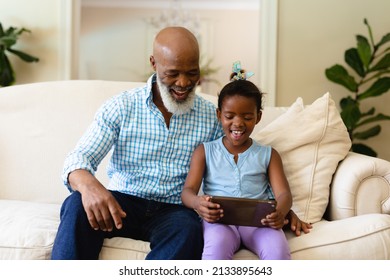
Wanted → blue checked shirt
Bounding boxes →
[62,75,223,204]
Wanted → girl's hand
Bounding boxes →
[194,195,223,223]
[261,210,286,229]
[285,210,312,236]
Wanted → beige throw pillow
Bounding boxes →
[254,92,351,223]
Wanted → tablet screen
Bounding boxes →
[210,196,277,227]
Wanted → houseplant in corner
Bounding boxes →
[0,22,39,87]
[325,19,390,157]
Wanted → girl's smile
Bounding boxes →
[231,129,245,140]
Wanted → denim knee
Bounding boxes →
[60,191,86,221]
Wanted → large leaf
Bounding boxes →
[352,143,377,157]
[370,53,390,71]
[340,96,361,129]
[358,77,390,100]
[356,113,390,127]
[357,35,372,69]
[325,64,358,92]
[7,48,39,62]
[353,125,381,140]
[345,48,365,77]
[0,51,14,86]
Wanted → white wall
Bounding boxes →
[0,0,76,84]
[278,0,390,160]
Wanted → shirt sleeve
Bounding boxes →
[62,96,121,191]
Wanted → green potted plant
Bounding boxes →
[325,18,390,157]
[0,22,39,87]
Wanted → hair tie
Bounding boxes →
[230,61,254,81]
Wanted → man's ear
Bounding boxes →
[150,55,156,71]
[256,111,262,124]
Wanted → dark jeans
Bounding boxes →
[51,191,203,260]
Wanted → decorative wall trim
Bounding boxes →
[81,0,259,10]
[259,0,278,106]
[59,0,80,79]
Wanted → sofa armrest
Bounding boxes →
[328,152,390,220]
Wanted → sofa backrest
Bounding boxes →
[0,80,287,204]
[0,80,144,203]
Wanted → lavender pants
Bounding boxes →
[202,221,291,260]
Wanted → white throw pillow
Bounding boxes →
[254,92,351,223]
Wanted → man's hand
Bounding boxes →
[69,170,126,231]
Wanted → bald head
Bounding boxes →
[153,26,199,61]
[150,27,200,76]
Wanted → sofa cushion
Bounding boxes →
[0,200,60,260]
[0,199,152,260]
[286,214,390,259]
[254,93,351,223]
[100,238,150,260]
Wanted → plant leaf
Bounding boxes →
[4,26,28,37]
[357,35,372,69]
[364,18,375,48]
[325,64,358,92]
[7,48,39,62]
[356,113,390,127]
[0,35,17,48]
[353,125,381,140]
[361,107,375,117]
[0,51,15,86]
[352,143,377,157]
[345,48,365,77]
[339,97,360,130]
[376,33,390,49]
[15,28,31,36]
[358,77,390,100]
[370,53,390,71]
[4,26,17,36]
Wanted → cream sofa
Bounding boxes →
[1,80,390,260]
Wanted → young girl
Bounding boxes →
[181,73,292,260]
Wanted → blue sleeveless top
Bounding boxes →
[202,137,274,200]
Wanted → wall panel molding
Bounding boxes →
[81,0,259,10]
[259,0,278,106]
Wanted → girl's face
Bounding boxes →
[217,94,261,150]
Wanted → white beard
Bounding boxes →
[156,75,196,115]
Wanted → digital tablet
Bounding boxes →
[210,196,277,227]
